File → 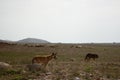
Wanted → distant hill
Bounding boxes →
[17,38,50,43]
[0,38,50,44]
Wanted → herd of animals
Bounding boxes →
[31,52,99,70]
[0,42,99,71]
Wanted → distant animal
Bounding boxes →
[70,45,74,48]
[32,53,57,68]
[76,45,83,48]
[85,53,99,61]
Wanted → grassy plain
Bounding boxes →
[0,43,120,80]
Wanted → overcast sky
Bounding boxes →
[0,0,120,43]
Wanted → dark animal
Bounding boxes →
[85,53,99,61]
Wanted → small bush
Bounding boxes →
[0,69,21,76]
[84,66,93,73]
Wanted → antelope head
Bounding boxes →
[52,53,57,59]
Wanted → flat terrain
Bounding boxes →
[0,42,120,80]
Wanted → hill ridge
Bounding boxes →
[0,38,50,44]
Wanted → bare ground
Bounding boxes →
[0,43,120,80]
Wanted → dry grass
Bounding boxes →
[0,43,120,80]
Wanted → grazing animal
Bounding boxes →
[76,45,83,48]
[85,53,99,61]
[32,53,57,68]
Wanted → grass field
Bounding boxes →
[0,43,120,80]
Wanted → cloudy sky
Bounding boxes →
[0,0,120,43]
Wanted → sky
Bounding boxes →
[0,0,120,43]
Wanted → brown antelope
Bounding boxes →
[32,53,57,68]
